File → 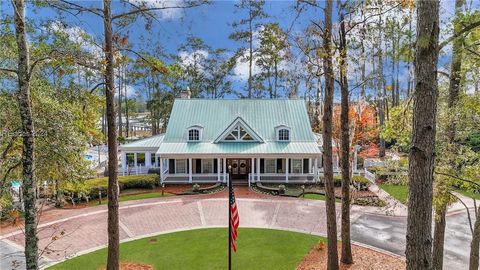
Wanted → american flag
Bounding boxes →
[229,184,239,252]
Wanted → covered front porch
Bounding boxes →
[155,155,322,186]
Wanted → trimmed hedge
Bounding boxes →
[64,175,160,200]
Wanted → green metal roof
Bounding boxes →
[120,99,321,155]
[119,134,164,151]
[162,99,316,142]
[156,142,320,156]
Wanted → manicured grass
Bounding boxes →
[380,184,408,204]
[456,189,480,200]
[90,191,173,206]
[47,228,323,270]
[302,193,341,202]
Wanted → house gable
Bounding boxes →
[214,117,264,143]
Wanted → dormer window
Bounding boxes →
[187,126,202,142]
[275,125,291,141]
[278,129,290,141]
[189,129,199,141]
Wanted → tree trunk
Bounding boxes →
[377,15,386,157]
[406,1,439,269]
[118,64,123,138]
[13,1,39,268]
[322,0,339,269]
[432,204,447,270]
[339,10,353,265]
[432,1,464,269]
[248,6,253,98]
[446,0,464,143]
[469,208,480,270]
[103,1,120,269]
[124,65,129,138]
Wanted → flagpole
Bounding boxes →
[228,165,232,270]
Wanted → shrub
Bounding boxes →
[0,193,14,221]
[192,183,200,192]
[64,175,159,200]
[352,176,370,191]
[278,185,286,195]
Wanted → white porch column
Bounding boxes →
[134,152,138,167]
[159,157,163,183]
[285,158,289,183]
[217,158,221,182]
[145,151,151,167]
[308,158,312,173]
[314,158,318,181]
[154,154,159,167]
[188,158,193,183]
[121,152,126,173]
[251,158,254,183]
[256,158,260,182]
[223,158,227,183]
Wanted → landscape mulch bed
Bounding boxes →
[296,242,405,270]
[100,262,154,270]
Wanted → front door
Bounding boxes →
[227,159,250,180]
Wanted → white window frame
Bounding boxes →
[278,129,290,141]
[201,159,214,174]
[291,159,303,174]
[222,124,255,142]
[187,127,202,142]
[275,125,291,142]
[265,159,276,174]
[175,159,188,174]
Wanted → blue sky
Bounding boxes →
[2,0,478,100]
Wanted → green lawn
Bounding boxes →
[456,189,480,200]
[90,191,173,206]
[302,193,341,202]
[47,228,323,270]
[380,184,408,204]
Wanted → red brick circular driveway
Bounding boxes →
[0,190,470,269]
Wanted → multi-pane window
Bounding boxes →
[176,159,187,173]
[188,129,200,141]
[265,159,276,173]
[224,124,254,141]
[278,129,290,141]
[202,159,214,173]
[292,159,302,173]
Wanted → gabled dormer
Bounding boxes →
[275,125,291,142]
[186,125,203,142]
[214,117,263,143]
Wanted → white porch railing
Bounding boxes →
[364,168,376,183]
[121,165,153,176]
[249,173,318,184]
[161,173,228,184]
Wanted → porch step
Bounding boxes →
[232,181,249,186]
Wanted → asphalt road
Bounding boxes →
[351,211,473,270]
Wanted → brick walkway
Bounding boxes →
[0,187,471,269]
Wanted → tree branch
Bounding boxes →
[439,20,480,49]
[111,1,207,21]
[0,68,18,75]
[435,171,480,189]
[449,191,474,234]
[89,82,106,94]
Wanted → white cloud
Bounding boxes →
[49,21,103,58]
[178,49,209,71]
[127,0,185,20]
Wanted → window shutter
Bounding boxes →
[260,159,265,173]
[214,159,218,173]
[277,159,282,173]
